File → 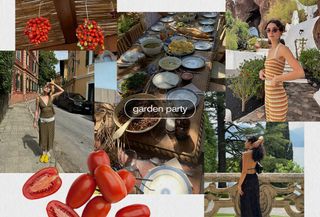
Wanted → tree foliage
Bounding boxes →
[38,51,58,87]
[225,10,250,50]
[229,58,265,111]
[225,122,302,173]
[299,0,318,6]
[266,0,299,25]
[262,156,303,173]
[0,52,14,94]
[204,112,217,173]
[204,92,226,173]
[265,122,293,160]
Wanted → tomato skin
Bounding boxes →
[117,169,136,193]
[47,200,79,217]
[22,167,62,200]
[81,196,111,217]
[66,174,96,209]
[115,204,151,217]
[94,165,127,203]
[87,150,110,174]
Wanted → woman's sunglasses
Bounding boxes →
[266,28,279,33]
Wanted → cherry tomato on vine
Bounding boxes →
[46,200,79,217]
[115,204,151,217]
[117,169,136,193]
[22,167,62,200]
[87,150,110,174]
[81,196,111,217]
[94,165,127,203]
[66,174,96,209]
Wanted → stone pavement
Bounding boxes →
[238,82,320,122]
[0,101,62,173]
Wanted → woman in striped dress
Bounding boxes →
[259,20,305,122]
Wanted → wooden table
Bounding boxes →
[116,14,217,193]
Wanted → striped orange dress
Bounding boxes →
[264,44,288,122]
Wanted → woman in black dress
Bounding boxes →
[238,136,265,217]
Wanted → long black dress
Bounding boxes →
[240,159,262,217]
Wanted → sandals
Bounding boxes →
[39,154,50,163]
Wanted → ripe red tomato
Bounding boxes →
[117,169,136,193]
[47,200,79,217]
[87,150,110,174]
[22,167,62,200]
[81,196,111,217]
[115,204,151,217]
[66,174,96,209]
[94,165,127,203]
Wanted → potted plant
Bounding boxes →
[299,48,320,87]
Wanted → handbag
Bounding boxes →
[255,162,263,174]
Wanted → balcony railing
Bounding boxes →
[204,173,304,217]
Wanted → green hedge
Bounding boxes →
[300,48,320,84]
[0,52,14,94]
[299,0,318,6]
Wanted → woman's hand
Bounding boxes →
[237,185,243,196]
[33,121,38,129]
[259,69,265,80]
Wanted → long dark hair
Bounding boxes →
[247,136,265,162]
[265,19,285,45]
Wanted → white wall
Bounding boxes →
[226,50,267,71]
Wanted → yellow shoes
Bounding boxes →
[39,154,50,163]
[44,154,49,163]
[39,154,45,163]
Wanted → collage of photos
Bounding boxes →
[0,0,319,216]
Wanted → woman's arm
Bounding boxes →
[253,136,264,148]
[238,152,249,195]
[50,81,64,98]
[33,96,40,128]
[272,46,305,85]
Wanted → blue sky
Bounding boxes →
[54,51,68,73]
[289,122,304,147]
[94,62,117,90]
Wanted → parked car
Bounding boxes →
[53,92,93,114]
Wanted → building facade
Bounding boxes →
[63,51,94,102]
[10,50,39,105]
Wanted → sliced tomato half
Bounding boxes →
[47,200,79,217]
[115,204,151,217]
[22,167,62,200]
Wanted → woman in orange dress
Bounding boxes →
[259,20,305,122]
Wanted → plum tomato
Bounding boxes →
[22,167,62,200]
[47,200,79,217]
[66,174,96,209]
[117,169,136,193]
[81,196,111,217]
[94,165,127,203]
[87,150,110,174]
[115,204,151,217]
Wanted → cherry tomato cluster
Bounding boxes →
[24,17,51,45]
[76,19,105,52]
[22,150,151,217]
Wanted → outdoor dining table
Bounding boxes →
[117,14,218,194]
